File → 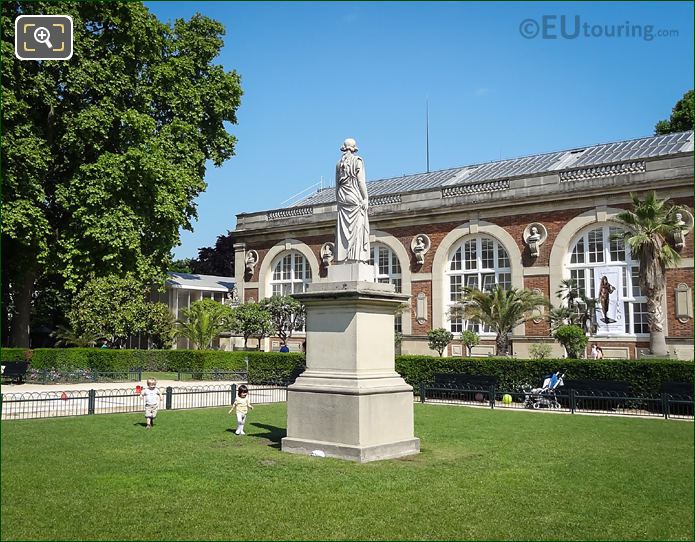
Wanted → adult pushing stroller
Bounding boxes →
[523,371,564,410]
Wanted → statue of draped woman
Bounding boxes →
[335,138,370,263]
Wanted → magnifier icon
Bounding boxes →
[33,26,53,49]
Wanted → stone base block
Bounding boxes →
[281,436,421,463]
[326,262,376,283]
[282,383,419,463]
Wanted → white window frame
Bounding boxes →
[445,236,512,335]
[370,243,403,333]
[269,251,312,296]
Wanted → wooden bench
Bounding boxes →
[1,361,30,384]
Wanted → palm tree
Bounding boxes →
[51,325,101,347]
[552,279,598,334]
[176,299,234,350]
[615,191,683,356]
[450,286,548,355]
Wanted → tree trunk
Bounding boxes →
[495,333,508,356]
[10,267,37,347]
[647,289,668,356]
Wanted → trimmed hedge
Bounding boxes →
[1,348,29,362]
[6,348,306,385]
[395,355,694,397]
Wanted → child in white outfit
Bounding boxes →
[229,384,253,435]
[140,378,162,429]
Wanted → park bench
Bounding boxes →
[432,373,498,402]
[1,361,30,384]
[562,379,631,410]
[660,381,693,398]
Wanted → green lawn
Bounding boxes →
[1,404,693,540]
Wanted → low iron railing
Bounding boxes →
[1,383,287,421]
[417,384,693,420]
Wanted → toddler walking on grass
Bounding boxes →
[140,378,162,429]
[229,384,253,435]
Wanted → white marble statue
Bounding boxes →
[674,212,686,249]
[335,138,370,263]
[413,236,426,264]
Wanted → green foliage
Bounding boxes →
[232,303,273,348]
[0,348,29,362]
[145,303,175,349]
[460,330,480,355]
[1,2,242,345]
[615,191,684,355]
[67,275,168,347]
[550,279,597,335]
[20,348,304,384]
[553,325,589,359]
[395,355,693,396]
[451,286,549,355]
[655,89,694,135]
[190,231,235,276]
[168,258,194,273]
[51,325,101,347]
[529,343,553,360]
[259,295,306,345]
[427,328,454,356]
[176,299,233,350]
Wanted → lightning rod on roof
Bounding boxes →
[426,99,430,173]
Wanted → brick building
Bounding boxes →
[232,131,694,359]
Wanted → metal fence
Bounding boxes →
[25,368,142,385]
[417,384,694,420]
[1,383,287,421]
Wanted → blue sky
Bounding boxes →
[144,1,694,260]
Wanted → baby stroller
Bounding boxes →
[523,371,564,410]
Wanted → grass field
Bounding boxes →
[1,404,693,540]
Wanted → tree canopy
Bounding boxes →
[2,1,242,346]
[655,90,694,135]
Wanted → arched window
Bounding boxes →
[567,225,647,335]
[270,251,312,296]
[369,243,403,333]
[446,236,512,334]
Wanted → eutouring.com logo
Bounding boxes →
[519,15,679,41]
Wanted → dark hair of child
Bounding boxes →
[238,384,249,396]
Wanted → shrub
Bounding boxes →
[553,325,588,359]
[16,348,305,384]
[460,330,480,356]
[1,348,29,362]
[395,355,692,396]
[427,328,454,356]
[529,343,553,360]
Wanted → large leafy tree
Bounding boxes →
[2,2,242,346]
[450,286,548,355]
[191,231,235,276]
[615,192,683,356]
[259,295,306,346]
[175,299,234,350]
[655,90,694,135]
[67,275,174,348]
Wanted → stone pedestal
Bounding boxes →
[282,263,420,462]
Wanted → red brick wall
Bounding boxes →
[524,276,551,336]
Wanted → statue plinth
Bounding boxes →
[283,263,420,462]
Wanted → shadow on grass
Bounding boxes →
[250,422,286,449]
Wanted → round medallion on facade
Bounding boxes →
[410,234,431,265]
[522,223,548,258]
